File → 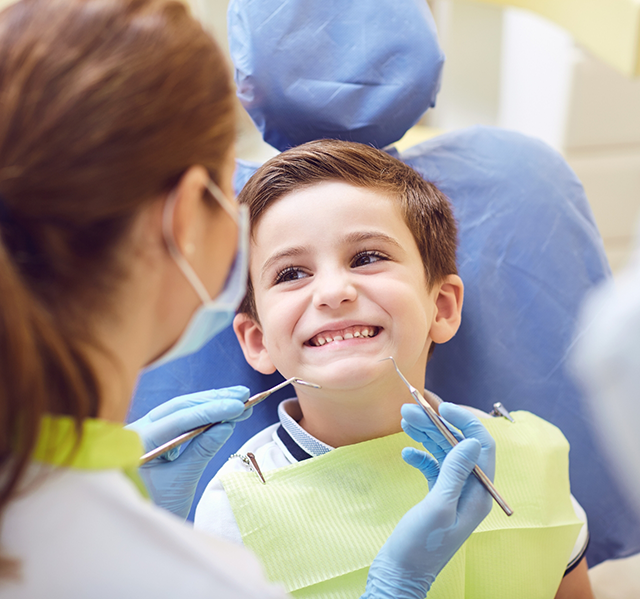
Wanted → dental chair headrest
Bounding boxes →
[228,0,444,151]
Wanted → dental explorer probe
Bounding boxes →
[139,378,321,466]
[382,357,513,517]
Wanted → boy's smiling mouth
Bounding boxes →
[305,325,381,347]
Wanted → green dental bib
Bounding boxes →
[222,411,583,599]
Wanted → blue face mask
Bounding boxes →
[145,180,249,371]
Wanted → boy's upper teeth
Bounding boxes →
[308,325,379,346]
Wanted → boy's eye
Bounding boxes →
[351,250,388,268]
[274,266,309,285]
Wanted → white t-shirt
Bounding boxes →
[1,463,287,599]
[195,398,590,575]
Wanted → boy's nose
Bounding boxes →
[313,271,357,310]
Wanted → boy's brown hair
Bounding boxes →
[238,139,458,320]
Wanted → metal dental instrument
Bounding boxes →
[229,452,267,484]
[382,357,514,517]
[490,402,515,423]
[139,377,321,466]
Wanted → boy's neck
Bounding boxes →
[295,378,417,448]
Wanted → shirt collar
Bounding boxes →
[277,399,333,459]
[32,415,147,497]
[33,415,143,471]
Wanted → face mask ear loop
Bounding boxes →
[162,190,212,305]
[206,180,240,224]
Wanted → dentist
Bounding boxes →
[0,1,494,597]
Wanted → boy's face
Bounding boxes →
[234,181,462,394]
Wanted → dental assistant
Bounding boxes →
[0,1,495,597]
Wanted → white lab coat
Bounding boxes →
[1,463,287,599]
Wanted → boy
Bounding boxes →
[195,140,591,598]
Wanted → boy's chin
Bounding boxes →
[301,357,388,392]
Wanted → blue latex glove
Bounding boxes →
[126,386,251,519]
[363,403,495,598]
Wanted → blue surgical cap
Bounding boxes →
[228,0,444,151]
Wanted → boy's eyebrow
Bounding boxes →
[260,245,310,280]
[342,231,403,249]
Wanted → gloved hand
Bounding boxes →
[363,403,495,599]
[126,386,251,519]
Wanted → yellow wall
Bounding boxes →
[470,0,640,77]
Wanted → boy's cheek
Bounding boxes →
[259,295,307,333]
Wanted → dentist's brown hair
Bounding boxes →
[237,139,458,322]
[0,0,234,574]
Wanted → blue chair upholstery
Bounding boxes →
[129,0,640,565]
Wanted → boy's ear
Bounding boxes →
[429,274,464,344]
[233,313,277,375]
